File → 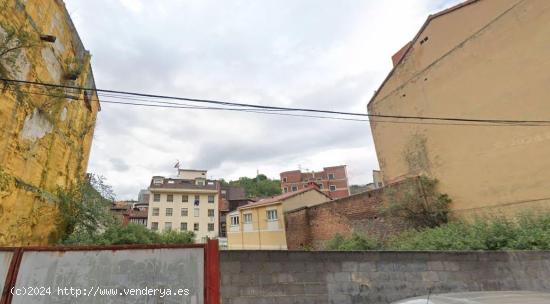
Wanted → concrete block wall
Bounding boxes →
[220,250,550,304]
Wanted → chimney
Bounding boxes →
[391,41,412,67]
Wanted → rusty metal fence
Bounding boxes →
[0,239,219,304]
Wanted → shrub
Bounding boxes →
[387,212,550,251]
[323,213,550,251]
[64,223,195,245]
[326,233,380,251]
[159,229,195,244]
[56,174,118,242]
[381,176,451,229]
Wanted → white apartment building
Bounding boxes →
[146,169,219,243]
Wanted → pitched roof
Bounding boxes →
[367,0,480,107]
[238,186,331,210]
[149,178,217,190]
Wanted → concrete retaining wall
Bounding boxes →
[220,250,550,304]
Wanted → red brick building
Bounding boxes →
[280,165,350,199]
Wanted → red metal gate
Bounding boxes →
[0,239,219,304]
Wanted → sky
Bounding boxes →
[64,0,460,200]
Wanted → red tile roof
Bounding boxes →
[238,186,331,210]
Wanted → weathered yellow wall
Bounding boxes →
[0,0,99,245]
[227,204,287,250]
[227,190,331,249]
[368,0,550,216]
[281,190,331,212]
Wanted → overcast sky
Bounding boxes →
[64,0,460,200]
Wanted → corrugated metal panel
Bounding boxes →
[0,251,14,296]
[11,248,204,304]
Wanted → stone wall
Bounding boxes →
[0,0,100,245]
[220,250,550,304]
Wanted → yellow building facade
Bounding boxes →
[368,0,550,215]
[227,187,330,250]
[0,1,100,245]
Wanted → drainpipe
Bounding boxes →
[257,208,261,250]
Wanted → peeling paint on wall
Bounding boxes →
[0,0,100,245]
[60,107,67,121]
[403,134,431,175]
[20,109,53,142]
[0,25,31,80]
[40,47,61,82]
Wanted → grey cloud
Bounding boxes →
[110,158,130,172]
[66,0,454,199]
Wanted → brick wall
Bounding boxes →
[220,250,550,304]
[280,166,350,199]
[285,180,413,250]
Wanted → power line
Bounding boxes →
[2,77,550,126]
[6,86,548,127]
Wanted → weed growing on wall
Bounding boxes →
[0,23,36,77]
[381,176,451,229]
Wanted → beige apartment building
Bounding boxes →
[147,169,219,242]
[368,0,550,215]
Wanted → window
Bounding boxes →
[208,209,215,217]
[282,177,287,182]
[194,208,200,217]
[152,208,159,216]
[167,194,173,202]
[291,185,297,192]
[283,187,288,193]
[182,195,188,202]
[267,210,278,221]
[230,216,239,226]
[151,222,158,231]
[319,183,324,189]
[208,195,215,203]
[196,179,204,186]
[194,195,200,206]
[153,194,160,202]
[153,178,163,185]
[181,208,188,217]
[194,223,199,231]
[221,190,227,198]
[329,185,336,191]
[180,222,187,231]
[164,222,172,231]
[243,213,252,224]
[208,223,214,232]
[166,208,173,216]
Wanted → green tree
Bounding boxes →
[56,174,118,243]
[222,174,281,198]
[64,223,195,245]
